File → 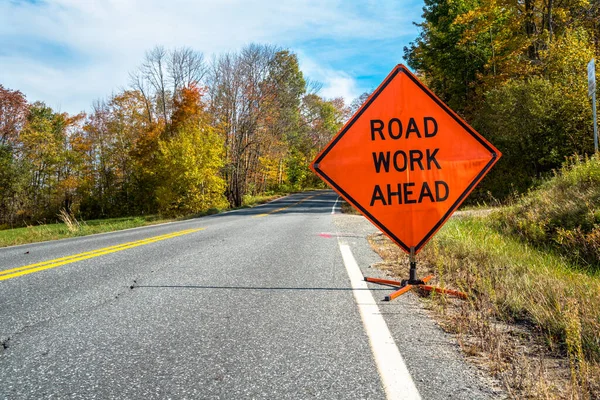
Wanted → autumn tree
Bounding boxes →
[157,85,227,215]
[405,0,599,200]
[0,85,28,226]
[130,46,206,127]
[14,102,86,221]
[257,50,306,192]
[348,92,371,117]
[208,44,282,206]
[0,85,28,147]
[292,94,347,188]
[81,90,159,217]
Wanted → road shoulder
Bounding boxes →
[332,212,506,400]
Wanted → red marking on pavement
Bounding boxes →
[318,232,366,239]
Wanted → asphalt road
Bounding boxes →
[0,190,503,399]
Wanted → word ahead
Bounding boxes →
[370,181,448,206]
[311,65,500,254]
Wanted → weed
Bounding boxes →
[57,208,81,233]
[369,214,600,398]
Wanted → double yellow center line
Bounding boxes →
[253,194,318,218]
[0,228,204,281]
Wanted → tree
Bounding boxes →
[290,94,346,189]
[208,44,281,206]
[348,92,371,118]
[473,29,595,199]
[0,85,28,147]
[404,0,487,117]
[0,85,28,225]
[130,46,206,127]
[405,0,600,200]
[0,142,25,227]
[19,102,75,220]
[258,50,306,192]
[157,85,227,214]
[81,89,162,218]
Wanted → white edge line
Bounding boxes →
[339,243,421,400]
[331,196,340,214]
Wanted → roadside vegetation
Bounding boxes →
[390,4,600,395]
[496,156,600,271]
[0,46,344,233]
[0,215,175,248]
[0,192,284,248]
[404,0,598,203]
[369,156,600,399]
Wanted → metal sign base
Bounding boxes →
[364,247,468,301]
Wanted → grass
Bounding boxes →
[241,193,285,208]
[0,192,289,248]
[497,155,600,271]
[369,214,600,399]
[0,215,177,248]
[340,199,361,215]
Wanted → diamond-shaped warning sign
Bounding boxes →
[311,65,501,254]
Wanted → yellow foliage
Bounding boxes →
[259,155,285,188]
[156,123,228,215]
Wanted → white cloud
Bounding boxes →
[0,54,130,114]
[0,0,422,114]
[320,75,361,103]
[297,52,363,104]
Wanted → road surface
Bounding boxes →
[0,190,502,399]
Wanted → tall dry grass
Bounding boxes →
[370,214,600,398]
[423,216,599,397]
[57,208,81,232]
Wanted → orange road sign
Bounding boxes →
[311,65,501,254]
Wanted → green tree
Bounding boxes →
[156,85,227,215]
[19,102,69,220]
[404,0,487,117]
[406,0,599,200]
[0,85,28,226]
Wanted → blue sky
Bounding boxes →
[0,0,424,115]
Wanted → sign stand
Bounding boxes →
[364,247,468,301]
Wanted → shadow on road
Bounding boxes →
[134,285,390,291]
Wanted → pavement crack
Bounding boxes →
[2,279,141,351]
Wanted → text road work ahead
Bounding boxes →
[369,116,449,207]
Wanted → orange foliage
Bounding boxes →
[171,84,208,131]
